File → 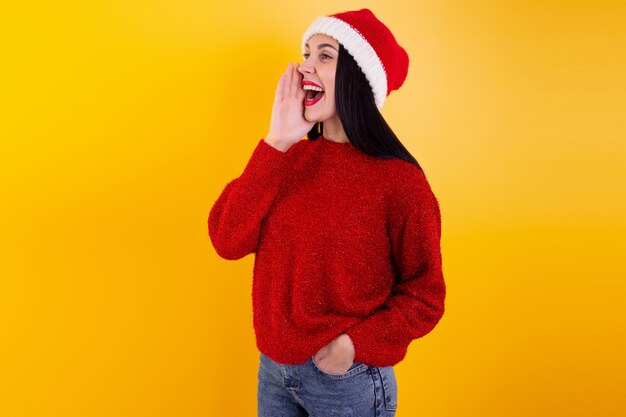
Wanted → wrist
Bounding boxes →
[264,135,291,153]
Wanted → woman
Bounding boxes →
[209,8,446,416]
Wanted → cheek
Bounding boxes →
[325,89,335,106]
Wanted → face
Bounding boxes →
[298,34,339,124]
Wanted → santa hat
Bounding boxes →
[301,8,409,110]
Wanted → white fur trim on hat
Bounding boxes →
[302,16,388,110]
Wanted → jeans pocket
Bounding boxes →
[378,366,398,411]
[310,355,369,379]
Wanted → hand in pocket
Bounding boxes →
[312,333,356,374]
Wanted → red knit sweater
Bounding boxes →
[208,136,446,367]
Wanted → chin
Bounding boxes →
[307,111,326,121]
[304,110,320,122]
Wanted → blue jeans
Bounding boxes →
[257,352,398,416]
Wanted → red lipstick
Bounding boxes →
[302,80,323,89]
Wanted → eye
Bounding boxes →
[302,53,332,60]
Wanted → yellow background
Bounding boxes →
[1,1,625,416]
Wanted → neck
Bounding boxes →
[321,115,349,143]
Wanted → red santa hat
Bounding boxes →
[301,8,409,110]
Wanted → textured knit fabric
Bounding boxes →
[208,136,446,367]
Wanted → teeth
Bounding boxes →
[303,85,324,92]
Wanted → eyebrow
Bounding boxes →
[304,42,338,52]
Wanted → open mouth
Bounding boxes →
[304,89,324,106]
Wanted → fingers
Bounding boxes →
[291,62,300,97]
[275,74,285,103]
[276,62,302,102]
[275,62,290,102]
[285,62,294,97]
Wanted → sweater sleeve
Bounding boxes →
[343,171,446,367]
[208,138,292,260]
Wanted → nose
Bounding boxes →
[298,62,314,75]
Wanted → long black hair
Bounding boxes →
[307,42,424,175]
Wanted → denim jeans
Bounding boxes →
[257,352,398,417]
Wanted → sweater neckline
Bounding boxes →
[318,135,352,146]
[312,134,363,165]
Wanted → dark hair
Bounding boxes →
[307,42,424,175]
